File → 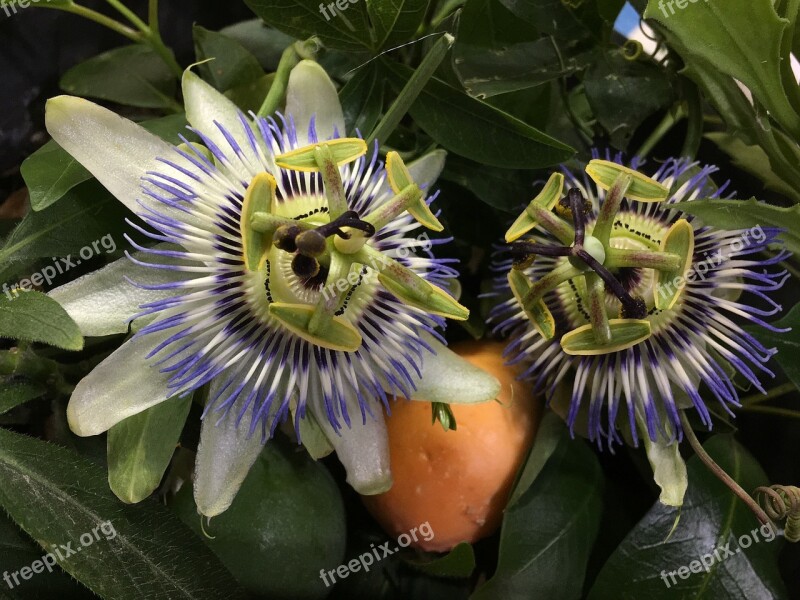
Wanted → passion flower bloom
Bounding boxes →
[490,156,788,447]
[46,61,499,516]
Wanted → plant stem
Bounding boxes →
[46,3,142,42]
[104,0,148,32]
[551,36,594,147]
[635,102,687,160]
[739,382,797,407]
[679,81,703,160]
[740,405,800,420]
[144,31,183,77]
[148,0,159,29]
[366,33,454,150]
[680,411,772,526]
[257,43,302,118]
[45,2,182,77]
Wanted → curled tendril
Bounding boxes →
[755,485,800,542]
[622,39,643,61]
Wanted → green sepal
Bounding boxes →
[505,172,564,242]
[586,160,669,202]
[507,270,556,340]
[269,302,362,352]
[561,319,652,356]
[107,394,192,504]
[290,401,335,460]
[240,172,277,271]
[274,138,367,172]
[654,219,695,310]
[432,402,457,432]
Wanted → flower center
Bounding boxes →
[504,161,694,355]
[234,140,468,353]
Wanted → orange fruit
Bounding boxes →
[362,340,541,552]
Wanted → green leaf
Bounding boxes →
[171,439,346,598]
[0,512,87,600]
[0,380,46,415]
[0,180,128,265]
[365,0,430,48]
[406,542,476,578]
[0,291,83,351]
[0,428,245,599]
[498,0,602,40]
[20,140,91,213]
[454,0,590,98]
[472,429,603,599]
[705,132,800,203]
[107,395,193,504]
[244,0,375,52]
[675,198,800,255]
[440,154,536,212]
[225,73,275,114]
[339,62,384,136]
[22,114,192,211]
[584,50,674,148]
[383,61,574,168]
[678,52,800,201]
[506,411,564,508]
[218,20,297,69]
[244,0,427,51]
[751,302,800,390]
[587,435,786,599]
[193,25,264,92]
[643,0,800,140]
[60,45,178,110]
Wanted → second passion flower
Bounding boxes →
[490,157,788,448]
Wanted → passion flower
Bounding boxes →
[490,156,788,447]
[47,61,499,515]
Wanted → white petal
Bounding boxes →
[45,96,173,216]
[285,60,345,143]
[182,69,263,181]
[409,335,501,404]
[193,378,266,517]
[408,149,448,191]
[67,332,173,436]
[308,393,392,495]
[48,249,197,337]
